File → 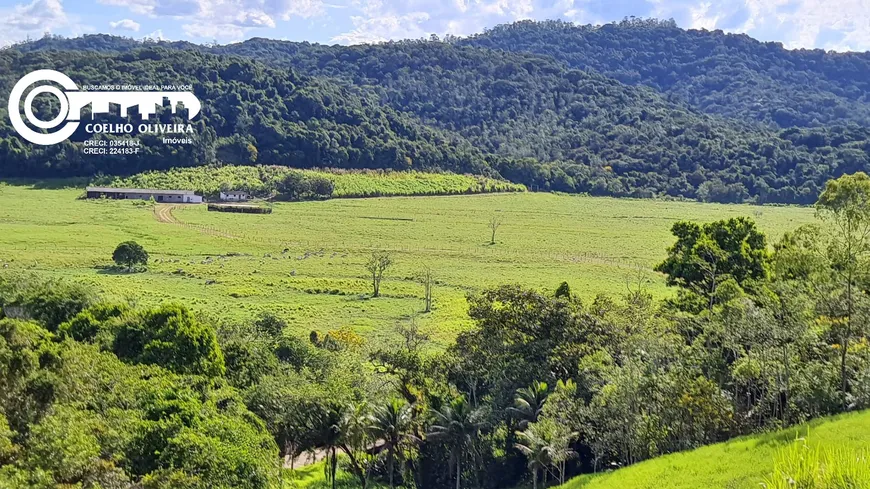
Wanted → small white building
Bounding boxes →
[86,187,203,203]
[220,190,250,202]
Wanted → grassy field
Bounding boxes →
[561,410,870,489]
[0,181,815,345]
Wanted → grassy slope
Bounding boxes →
[563,410,870,489]
[0,182,813,345]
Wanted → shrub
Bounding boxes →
[252,311,286,337]
[307,175,335,199]
[274,333,323,370]
[113,304,225,377]
[58,302,130,342]
[275,171,310,200]
[222,338,278,389]
[0,275,94,332]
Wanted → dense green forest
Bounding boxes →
[3,172,870,489]
[20,18,870,129]
[0,49,497,179]
[195,36,870,203]
[461,18,870,128]
[4,20,870,203]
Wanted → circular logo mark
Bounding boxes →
[8,70,80,146]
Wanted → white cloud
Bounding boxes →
[265,0,327,20]
[686,2,717,30]
[98,0,329,40]
[144,28,165,40]
[332,11,431,43]
[0,0,79,46]
[2,0,867,51]
[110,18,141,32]
[4,0,68,30]
[183,22,245,40]
[332,0,588,44]
[650,0,870,52]
[744,0,870,52]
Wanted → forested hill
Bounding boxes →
[462,18,870,128]
[4,23,870,204]
[0,48,497,178]
[191,38,870,203]
[20,19,870,129]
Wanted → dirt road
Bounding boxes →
[152,204,238,239]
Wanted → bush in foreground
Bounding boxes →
[762,438,870,489]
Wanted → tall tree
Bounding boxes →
[420,266,434,313]
[656,218,769,312]
[112,241,148,272]
[514,424,552,489]
[366,251,394,298]
[814,172,870,410]
[340,402,374,488]
[369,399,415,489]
[488,215,502,245]
[309,403,344,489]
[427,397,481,489]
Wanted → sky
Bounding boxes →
[0,0,869,52]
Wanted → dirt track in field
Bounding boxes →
[153,204,179,223]
[153,204,238,239]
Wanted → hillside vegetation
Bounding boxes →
[101,166,525,199]
[0,49,497,179]
[201,37,870,204]
[6,22,870,203]
[562,410,870,489]
[463,18,870,128]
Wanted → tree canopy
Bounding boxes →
[655,217,770,311]
[113,241,149,271]
[5,23,870,204]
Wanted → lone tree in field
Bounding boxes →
[420,266,434,312]
[366,251,393,298]
[113,241,149,272]
[488,214,502,245]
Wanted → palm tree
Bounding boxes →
[508,381,549,429]
[368,398,415,488]
[308,402,343,489]
[514,426,553,489]
[340,402,373,488]
[427,396,481,489]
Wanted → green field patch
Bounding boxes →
[561,410,870,489]
[0,182,815,345]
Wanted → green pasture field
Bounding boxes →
[560,410,870,489]
[0,182,815,346]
